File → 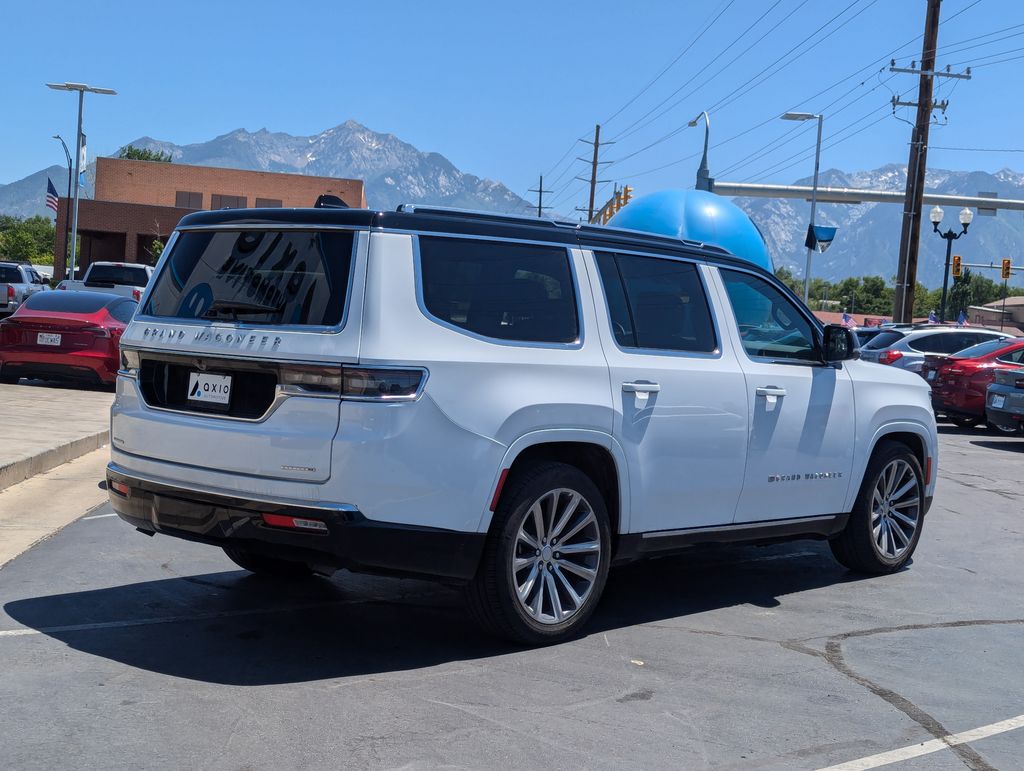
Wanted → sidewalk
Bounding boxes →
[0,383,113,491]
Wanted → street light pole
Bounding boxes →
[688,111,713,192]
[781,112,824,303]
[52,135,72,268]
[930,205,973,323]
[45,82,117,281]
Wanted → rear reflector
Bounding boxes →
[261,513,328,532]
[490,468,510,512]
[925,457,932,485]
[110,480,130,496]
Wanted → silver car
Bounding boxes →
[0,262,49,316]
[859,326,1013,374]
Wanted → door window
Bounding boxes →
[594,252,716,353]
[720,269,819,361]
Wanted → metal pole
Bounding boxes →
[54,136,72,271]
[538,175,544,218]
[69,89,84,281]
[1002,277,1008,331]
[803,114,823,303]
[939,234,953,323]
[695,112,712,192]
[587,124,601,223]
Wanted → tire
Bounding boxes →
[466,462,612,645]
[222,546,315,579]
[830,440,925,574]
[0,375,19,385]
[948,415,979,429]
[987,421,1020,436]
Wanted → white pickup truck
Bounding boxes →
[57,262,154,301]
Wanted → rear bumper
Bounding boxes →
[0,350,117,384]
[931,392,984,418]
[106,464,485,582]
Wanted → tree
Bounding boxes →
[0,215,55,264]
[774,266,803,296]
[948,268,975,320]
[118,145,172,163]
[150,239,165,262]
[0,229,38,263]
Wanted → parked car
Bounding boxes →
[859,326,1012,374]
[853,327,887,347]
[986,368,1024,435]
[106,205,938,644]
[57,261,154,301]
[0,262,49,316]
[0,290,137,386]
[921,337,1024,430]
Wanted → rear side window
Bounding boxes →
[863,330,904,349]
[419,237,578,344]
[23,291,116,314]
[908,332,997,354]
[86,264,151,287]
[109,300,138,323]
[997,346,1024,364]
[0,267,21,282]
[143,230,356,326]
[594,251,716,353]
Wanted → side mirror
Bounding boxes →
[823,324,858,364]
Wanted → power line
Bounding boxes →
[969,51,1024,68]
[930,145,1024,152]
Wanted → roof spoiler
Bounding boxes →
[314,194,348,209]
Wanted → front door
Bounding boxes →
[711,267,856,523]
[591,251,749,534]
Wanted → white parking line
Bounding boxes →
[81,513,117,520]
[818,713,1024,770]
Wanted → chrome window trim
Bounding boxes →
[410,233,585,350]
[641,514,840,539]
[585,248,724,361]
[134,228,363,334]
[174,223,371,233]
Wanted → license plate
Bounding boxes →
[927,370,937,381]
[991,394,1006,409]
[37,332,61,346]
[187,372,232,406]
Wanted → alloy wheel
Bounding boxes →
[870,459,921,560]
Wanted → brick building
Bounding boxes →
[54,157,365,279]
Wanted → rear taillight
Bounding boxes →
[58,283,67,290]
[82,325,110,338]
[280,364,343,393]
[341,367,425,401]
[1016,378,1024,390]
[879,350,904,366]
[132,289,142,301]
[261,513,328,532]
[6,286,13,301]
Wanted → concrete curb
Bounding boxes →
[0,431,109,492]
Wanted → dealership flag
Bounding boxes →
[957,311,969,327]
[842,312,856,328]
[45,178,59,212]
[928,310,938,324]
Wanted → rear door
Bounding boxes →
[592,251,748,533]
[116,227,366,483]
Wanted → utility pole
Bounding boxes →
[575,125,614,223]
[528,174,553,218]
[890,0,974,322]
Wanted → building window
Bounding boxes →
[211,194,247,209]
[175,191,203,208]
[255,197,283,208]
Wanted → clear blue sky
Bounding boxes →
[5,0,1023,211]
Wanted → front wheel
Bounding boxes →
[466,462,611,644]
[830,441,925,574]
[223,546,315,579]
[988,421,1020,435]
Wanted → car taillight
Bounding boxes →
[341,367,426,401]
[879,350,903,365]
[132,289,142,301]
[81,325,110,338]
[6,286,12,301]
[1016,378,1024,389]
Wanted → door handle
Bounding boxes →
[622,382,661,393]
[755,386,787,397]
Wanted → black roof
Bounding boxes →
[176,204,771,277]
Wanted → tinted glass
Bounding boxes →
[0,266,21,282]
[720,269,818,361]
[144,230,355,326]
[109,300,138,323]
[953,338,1015,359]
[862,330,904,349]
[908,332,994,354]
[997,347,1024,364]
[23,291,118,314]
[596,252,715,352]
[419,236,578,344]
[86,265,151,287]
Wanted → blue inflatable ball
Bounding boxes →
[608,189,773,272]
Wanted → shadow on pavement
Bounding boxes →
[969,439,1024,452]
[4,541,864,685]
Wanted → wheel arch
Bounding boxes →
[848,421,935,511]
[478,429,629,537]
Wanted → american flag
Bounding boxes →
[841,312,856,328]
[957,310,969,327]
[928,310,938,324]
[45,178,59,212]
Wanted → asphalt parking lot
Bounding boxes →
[0,426,1021,770]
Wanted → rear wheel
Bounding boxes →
[948,415,979,429]
[830,441,925,574]
[466,462,611,645]
[222,546,315,579]
[987,420,1020,435]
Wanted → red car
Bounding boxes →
[923,337,1024,430]
[0,291,136,386]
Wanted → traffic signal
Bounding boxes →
[1002,258,1012,280]
[952,254,962,278]
[622,185,633,206]
[614,190,623,212]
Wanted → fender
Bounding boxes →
[845,419,938,511]
[476,428,632,535]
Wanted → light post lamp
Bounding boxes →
[45,82,117,281]
[688,111,713,192]
[930,205,973,323]
[52,135,73,267]
[782,111,824,303]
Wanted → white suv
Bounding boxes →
[108,205,938,644]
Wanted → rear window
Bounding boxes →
[862,330,904,349]
[23,291,117,314]
[143,230,356,326]
[951,338,1015,359]
[419,236,578,344]
[86,264,151,287]
[0,266,21,282]
[908,332,998,354]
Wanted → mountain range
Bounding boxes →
[1,120,1021,287]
